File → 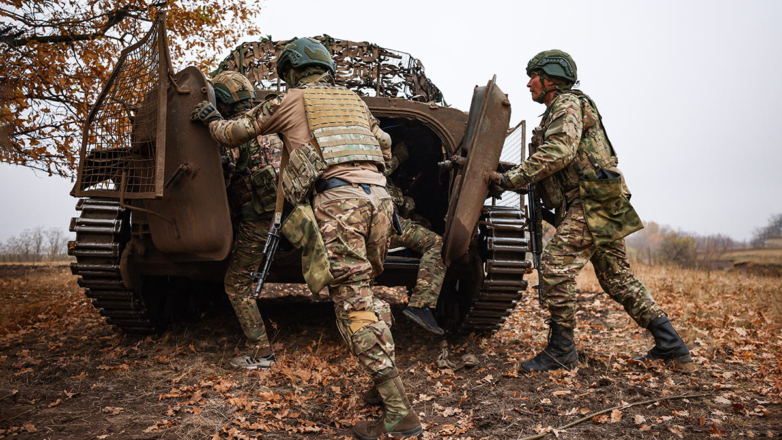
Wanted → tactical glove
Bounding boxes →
[489,171,520,191]
[190,101,223,126]
[488,184,504,200]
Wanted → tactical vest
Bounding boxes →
[225,134,283,218]
[301,84,385,167]
[533,91,622,210]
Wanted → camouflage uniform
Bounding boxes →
[223,133,283,348]
[208,75,399,380]
[385,152,445,310]
[501,91,664,330]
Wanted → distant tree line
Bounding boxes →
[750,214,782,248]
[0,226,72,263]
[626,221,743,268]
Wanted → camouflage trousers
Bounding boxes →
[541,200,665,330]
[389,218,445,309]
[313,185,396,380]
[224,215,273,350]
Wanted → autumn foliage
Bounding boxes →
[0,0,261,177]
[0,263,779,438]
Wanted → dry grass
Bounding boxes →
[719,248,782,265]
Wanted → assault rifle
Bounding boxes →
[527,184,545,307]
[251,212,282,299]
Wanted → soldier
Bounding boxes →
[211,71,281,370]
[490,50,691,373]
[191,38,422,439]
[385,142,446,335]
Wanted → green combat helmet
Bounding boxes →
[212,71,257,105]
[276,38,336,83]
[526,50,577,103]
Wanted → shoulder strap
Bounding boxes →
[272,147,289,226]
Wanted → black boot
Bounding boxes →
[403,306,444,335]
[520,321,578,373]
[634,316,692,364]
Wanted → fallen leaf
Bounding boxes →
[23,424,37,433]
[102,407,124,415]
[552,390,571,397]
[639,425,651,431]
[63,390,79,399]
[634,414,646,425]
[714,396,731,405]
[592,414,609,424]
[48,399,62,407]
[610,409,622,423]
[668,425,684,438]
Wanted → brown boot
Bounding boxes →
[353,369,422,440]
[362,386,382,406]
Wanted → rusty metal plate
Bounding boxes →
[442,76,511,266]
[142,66,232,260]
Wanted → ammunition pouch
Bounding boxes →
[281,203,334,298]
[249,166,277,214]
[281,141,327,205]
[536,175,564,211]
[579,169,643,246]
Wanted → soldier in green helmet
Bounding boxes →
[192,38,422,440]
[490,50,691,373]
[211,71,282,370]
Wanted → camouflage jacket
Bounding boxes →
[503,91,625,206]
[224,133,283,221]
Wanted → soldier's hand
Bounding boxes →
[488,171,503,185]
[393,142,410,163]
[488,183,505,199]
[190,101,223,126]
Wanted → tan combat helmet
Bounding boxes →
[212,71,257,105]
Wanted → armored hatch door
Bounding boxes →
[442,76,511,266]
[142,66,233,260]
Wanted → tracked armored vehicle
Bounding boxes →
[69,15,532,335]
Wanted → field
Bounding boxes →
[0,263,780,439]
[719,247,782,266]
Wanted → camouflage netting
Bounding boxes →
[211,35,446,106]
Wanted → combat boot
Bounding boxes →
[361,386,382,406]
[520,321,578,373]
[403,306,444,335]
[353,369,422,440]
[634,316,692,364]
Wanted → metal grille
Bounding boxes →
[213,36,445,105]
[493,121,526,209]
[75,18,166,198]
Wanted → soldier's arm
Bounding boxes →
[364,102,393,165]
[501,96,583,190]
[208,95,284,148]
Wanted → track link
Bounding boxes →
[69,199,158,333]
[460,206,531,333]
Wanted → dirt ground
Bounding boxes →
[0,264,779,439]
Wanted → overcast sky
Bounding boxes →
[1,0,780,243]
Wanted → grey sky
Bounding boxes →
[1,0,780,243]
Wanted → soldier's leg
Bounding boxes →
[592,241,691,364]
[315,193,421,438]
[398,220,446,309]
[522,202,594,373]
[591,239,664,328]
[391,218,446,334]
[224,217,274,361]
[540,204,596,329]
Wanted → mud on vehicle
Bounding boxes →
[68,14,532,335]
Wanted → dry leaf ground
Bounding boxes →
[0,262,779,439]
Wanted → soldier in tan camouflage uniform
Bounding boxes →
[385,142,446,335]
[192,38,422,440]
[490,50,691,373]
[210,72,281,370]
